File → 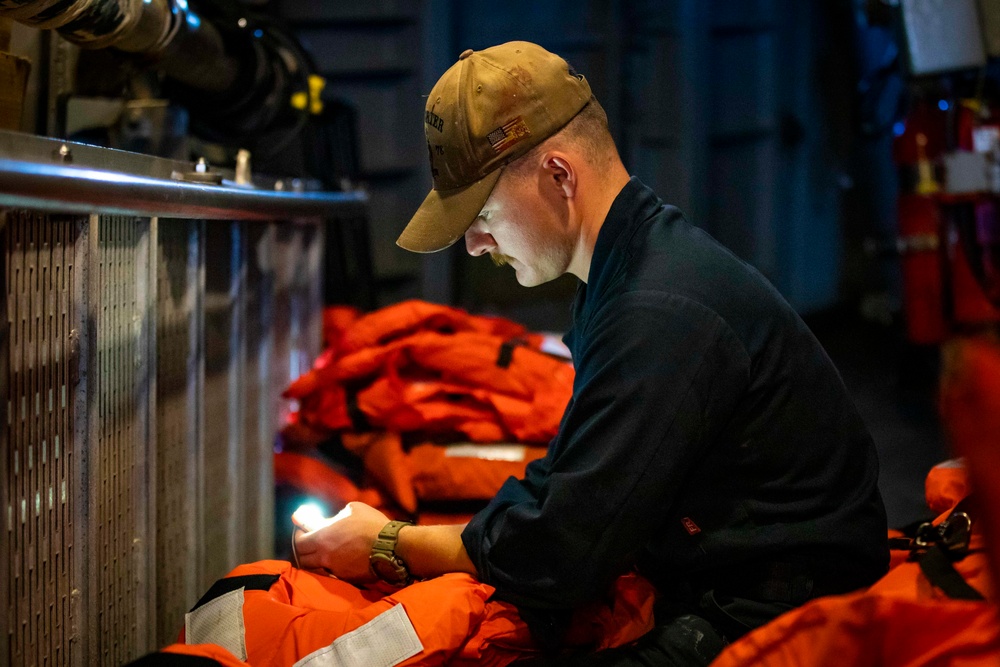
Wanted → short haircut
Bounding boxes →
[506,95,618,177]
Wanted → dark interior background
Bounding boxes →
[270,0,944,527]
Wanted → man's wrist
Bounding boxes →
[394,523,476,580]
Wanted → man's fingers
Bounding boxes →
[293,528,324,567]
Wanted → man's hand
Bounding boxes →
[292,502,387,584]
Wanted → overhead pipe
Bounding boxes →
[0,0,241,93]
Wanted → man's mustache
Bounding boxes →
[491,253,513,267]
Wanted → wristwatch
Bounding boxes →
[369,520,413,586]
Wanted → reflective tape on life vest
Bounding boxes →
[292,603,423,667]
[173,559,658,666]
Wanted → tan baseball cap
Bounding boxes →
[397,41,593,253]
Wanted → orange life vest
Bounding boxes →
[330,300,536,355]
[710,460,1000,667]
[340,431,547,515]
[274,435,547,521]
[925,458,972,516]
[285,302,573,444]
[940,335,1000,588]
[173,559,655,667]
[708,591,1000,667]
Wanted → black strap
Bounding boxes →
[918,545,985,601]
[497,339,525,368]
[189,573,281,612]
[888,537,914,551]
[345,388,370,431]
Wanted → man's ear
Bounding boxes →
[541,153,577,199]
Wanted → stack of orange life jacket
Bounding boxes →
[130,560,656,666]
[278,300,574,523]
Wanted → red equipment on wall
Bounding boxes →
[894,100,1000,344]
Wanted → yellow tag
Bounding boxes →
[308,75,326,115]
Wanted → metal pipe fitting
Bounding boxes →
[0,0,239,92]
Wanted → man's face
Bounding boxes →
[464,167,573,287]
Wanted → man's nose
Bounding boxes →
[465,223,496,257]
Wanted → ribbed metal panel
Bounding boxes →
[153,219,203,647]
[2,133,346,663]
[88,214,154,665]
[200,222,243,590]
[242,222,276,561]
[3,210,86,667]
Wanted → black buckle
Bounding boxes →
[913,511,973,559]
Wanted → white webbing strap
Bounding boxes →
[184,586,248,661]
[293,603,424,667]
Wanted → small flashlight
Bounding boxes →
[292,502,326,533]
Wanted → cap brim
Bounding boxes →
[397,168,503,253]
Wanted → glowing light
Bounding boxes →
[893,121,906,137]
[254,28,264,38]
[938,100,950,112]
[292,502,354,533]
[176,0,188,10]
[186,12,201,29]
[292,503,326,533]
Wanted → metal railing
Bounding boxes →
[0,130,367,665]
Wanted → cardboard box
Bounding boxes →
[0,50,31,130]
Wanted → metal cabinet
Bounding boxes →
[0,131,365,665]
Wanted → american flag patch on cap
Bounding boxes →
[488,116,531,153]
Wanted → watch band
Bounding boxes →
[369,520,413,585]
